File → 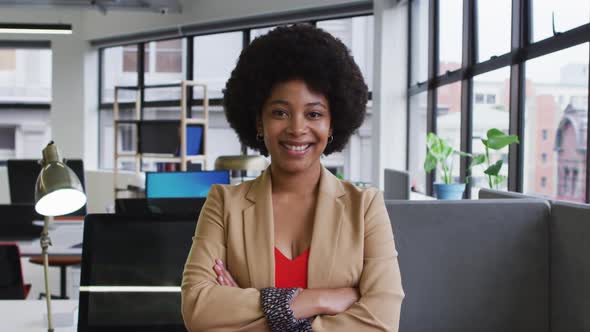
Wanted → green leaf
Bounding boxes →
[486,129,519,150]
[469,154,486,168]
[457,151,472,157]
[424,154,437,173]
[492,174,507,186]
[484,160,503,176]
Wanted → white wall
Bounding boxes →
[372,0,408,188]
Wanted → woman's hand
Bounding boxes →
[290,287,359,319]
[213,258,239,287]
[317,287,360,315]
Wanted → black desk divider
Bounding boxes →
[6,159,87,217]
[78,214,195,331]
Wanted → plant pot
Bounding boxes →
[433,182,466,200]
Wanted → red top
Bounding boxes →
[274,247,310,288]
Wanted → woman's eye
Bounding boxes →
[308,111,322,119]
[271,110,287,117]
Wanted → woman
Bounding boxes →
[182,24,404,331]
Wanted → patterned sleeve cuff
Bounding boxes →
[260,287,313,332]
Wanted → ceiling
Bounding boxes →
[0,0,182,14]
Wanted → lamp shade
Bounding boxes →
[214,155,269,171]
[34,142,86,217]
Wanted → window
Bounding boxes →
[410,0,429,84]
[486,94,496,104]
[475,93,485,103]
[408,92,428,193]
[144,38,186,101]
[472,68,511,195]
[523,43,588,203]
[438,0,463,74]
[436,81,462,184]
[0,127,16,160]
[0,45,51,161]
[102,46,138,103]
[572,168,578,195]
[477,0,511,61]
[318,15,374,91]
[0,127,15,149]
[407,0,589,203]
[532,0,590,42]
[0,48,51,102]
[155,39,182,73]
[194,31,242,100]
[562,167,570,194]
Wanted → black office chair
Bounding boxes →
[0,243,31,299]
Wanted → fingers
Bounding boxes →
[213,259,238,287]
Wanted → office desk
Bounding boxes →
[0,300,78,331]
[17,221,83,257]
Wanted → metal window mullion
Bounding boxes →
[137,43,145,173]
[405,2,412,172]
[138,43,145,121]
[426,0,438,196]
[507,0,527,192]
[460,0,475,197]
[186,37,194,118]
[586,44,590,203]
[98,48,104,169]
[241,29,251,157]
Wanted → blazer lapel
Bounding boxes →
[307,167,346,288]
[243,168,275,288]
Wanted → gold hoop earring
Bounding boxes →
[327,135,334,144]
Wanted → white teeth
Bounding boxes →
[284,144,310,151]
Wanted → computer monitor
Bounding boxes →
[6,159,87,216]
[145,170,230,199]
[78,214,194,332]
[0,204,43,239]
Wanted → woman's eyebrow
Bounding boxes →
[267,100,290,106]
[267,100,327,109]
[305,101,327,109]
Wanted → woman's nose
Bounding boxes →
[287,114,307,135]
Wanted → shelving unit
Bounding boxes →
[113,80,208,198]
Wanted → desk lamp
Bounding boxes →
[214,155,269,182]
[34,141,87,332]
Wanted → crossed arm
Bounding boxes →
[213,258,360,319]
[181,186,404,331]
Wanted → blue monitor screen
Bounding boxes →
[146,171,230,198]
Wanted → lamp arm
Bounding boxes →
[40,216,54,332]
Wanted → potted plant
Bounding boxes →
[424,132,468,200]
[470,128,519,189]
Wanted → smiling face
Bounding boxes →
[258,79,332,176]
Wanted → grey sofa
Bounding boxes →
[385,198,590,332]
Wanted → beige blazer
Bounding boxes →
[181,167,404,331]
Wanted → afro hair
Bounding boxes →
[223,24,368,156]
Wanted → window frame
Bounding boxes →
[0,40,52,110]
[407,0,590,202]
